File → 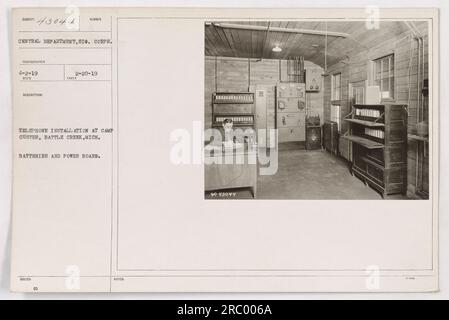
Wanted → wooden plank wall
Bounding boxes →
[323,22,429,196]
[205,56,324,130]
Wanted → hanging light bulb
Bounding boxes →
[272,45,282,52]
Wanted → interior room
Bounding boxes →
[203,20,429,200]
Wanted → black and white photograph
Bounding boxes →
[2,4,441,296]
[204,20,430,200]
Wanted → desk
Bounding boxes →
[204,144,258,198]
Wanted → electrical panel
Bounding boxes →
[305,69,322,92]
[276,83,306,144]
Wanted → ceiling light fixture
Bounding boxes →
[272,45,282,52]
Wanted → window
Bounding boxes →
[330,105,341,132]
[353,86,365,104]
[373,54,394,100]
[331,73,341,101]
[349,80,367,105]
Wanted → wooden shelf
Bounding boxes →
[408,134,429,142]
[213,100,254,104]
[342,135,384,149]
[213,92,254,104]
[214,113,254,116]
[212,92,255,132]
[212,123,254,127]
[345,118,385,127]
[213,113,255,128]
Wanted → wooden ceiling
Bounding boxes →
[205,21,426,67]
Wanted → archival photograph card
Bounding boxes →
[10,7,439,292]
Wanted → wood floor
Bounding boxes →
[205,149,408,200]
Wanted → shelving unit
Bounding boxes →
[212,92,255,129]
[343,104,408,197]
[207,92,257,198]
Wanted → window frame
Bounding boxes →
[349,80,367,105]
[370,53,396,102]
[331,72,342,103]
[330,104,341,133]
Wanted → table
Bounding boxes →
[204,143,258,198]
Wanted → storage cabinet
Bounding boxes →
[343,104,407,197]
